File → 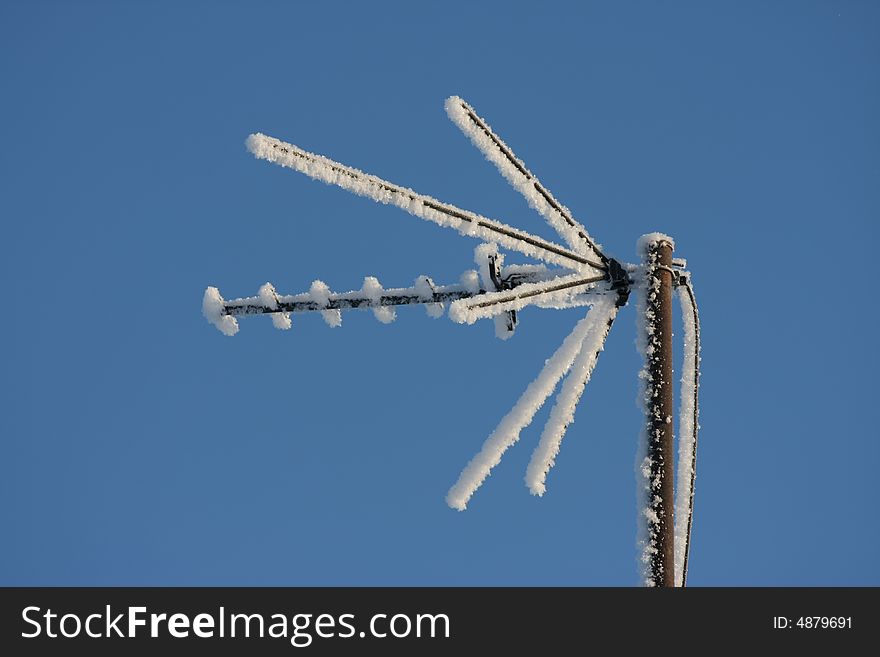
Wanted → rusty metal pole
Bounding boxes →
[642,236,675,587]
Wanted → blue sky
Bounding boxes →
[1,1,877,585]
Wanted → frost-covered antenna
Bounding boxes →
[203,97,701,587]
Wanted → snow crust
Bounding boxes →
[202,287,239,336]
[309,279,342,327]
[361,276,396,324]
[414,275,444,318]
[257,283,292,330]
[636,232,675,254]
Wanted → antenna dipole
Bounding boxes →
[205,97,702,587]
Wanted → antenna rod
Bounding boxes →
[643,237,676,587]
[223,288,476,317]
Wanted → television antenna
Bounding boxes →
[203,97,701,587]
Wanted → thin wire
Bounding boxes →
[679,277,701,587]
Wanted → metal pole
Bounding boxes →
[643,237,675,587]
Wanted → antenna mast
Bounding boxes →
[640,236,676,587]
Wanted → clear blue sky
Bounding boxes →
[2,1,877,585]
